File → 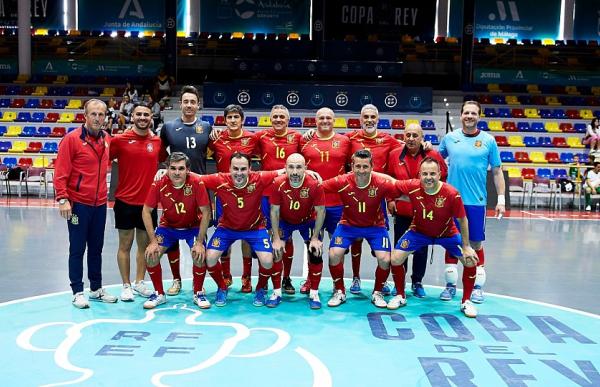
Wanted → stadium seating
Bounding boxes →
[517,122,530,132]
[530,151,547,163]
[5,126,22,137]
[0,141,11,152]
[508,135,525,147]
[545,152,561,163]
[333,117,347,128]
[524,108,540,118]
[391,119,404,129]
[8,141,27,153]
[10,98,25,108]
[424,134,439,145]
[494,136,509,146]
[500,151,516,163]
[214,116,225,126]
[507,167,521,178]
[303,117,316,128]
[0,126,6,136]
[521,168,536,179]
[477,121,488,131]
[49,127,66,137]
[0,98,10,108]
[35,127,51,137]
[347,118,360,129]
[57,112,74,123]
[536,137,552,147]
[31,112,45,123]
[73,113,86,124]
[20,127,36,137]
[24,142,42,153]
[523,136,537,147]
[515,152,532,163]
[31,86,48,96]
[40,142,58,154]
[545,122,560,133]
[488,121,502,131]
[258,116,271,127]
[552,137,568,148]
[511,108,524,118]
[560,152,574,163]
[244,116,258,127]
[53,100,67,109]
[43,112,59,123]
[503,121,517,131]
[289,117,302,128]
[201,115,214,125]
[0,111,17,122]
[377,119,391,129]
[14,112,32,123]
[567,137,585,148]
[574,123,587,133]
[66,99,83,109]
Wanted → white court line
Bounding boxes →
[519,211,555,221]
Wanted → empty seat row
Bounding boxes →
[467,94,600,107]
[0,98,83,110]
[0,141,58,153]
[0,156,54,168]
[500,151,588,164]
[0,126,68,137]
[494,135,585,148]
[0,111,84,123]
[481,107,599,119]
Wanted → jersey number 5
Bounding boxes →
[237,197,244,208]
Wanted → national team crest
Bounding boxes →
[241,138,250,146]
[332,140,340,149]
[474,140,482,148]
[195,125,204,134]
[247,183,256,193]
[211,237,221,248]
[184,185,193,196]
[435,197,446,208]
[146,143,154,152]
[70,214,79,225]
[299,188,309,198]
[368,187,378,197]
[335,236,343,245]
[400,239,410,249]
[156,234,164,245]
[287,134,295,144]
[376,137,384,144]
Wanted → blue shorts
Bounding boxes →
[454,205,486,242]
[214,197,223,227]
[396,230,463,258]
[330,224,391,252]
[261,196,272,229]
[155,227,199,249]
[207,227,272,253]
[278,219,320,242]
[381,199,390,230]
[324,205,343,235]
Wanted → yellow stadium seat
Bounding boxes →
[57,112,75,123]
[0,111,17,122]
[31,86,48,96]
[406,119,419,127]
[565,86,579,95]
[5,126,22,137]
[8,140,27,153]
[53,75,68,84]
[507,167,521,178]
[524,108,540,118]
[529,151,547,163]
[580,109,594,120]
[545,96,561,106]
[487,84,501,93]
[488,120,503,131]
[333,117,347,128]
[526,84,541,94]
[258,116,271,127]
[100,87,116,97]
[66,99,83,109]
[567,137,585,148]
[592,86,600,96]
[13,74,30,84]
[508,135,525,147]
[33,157,50,168]
[544,122,560,133]
[505,95,519,105]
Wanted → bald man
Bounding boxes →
[270,153,326,309]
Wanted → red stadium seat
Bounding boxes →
[49,127,66,137]
[347,118,360,129]
[494,136,509,146]
[559,123,575,133]
[392,119,405,129]
[515,151,532,163]
[303,117,316,128]
[44,112,59,123]
[502,121,517,132]
[214,116,225,126]
[565,109,581,119]
[511,108,525,118]
[552,137,569,148]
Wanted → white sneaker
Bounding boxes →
[89,288,117,303]
[72,292,89,309]
[461,300,478,318]
[371,291,387,308]
[166,279,182,296]
[327,289,347,307]
[143,292,166,309]
[133,280,153,298]
[386,295,407,310]
[193,291,211,309]
[586,205,592,211]
[121,284,134,302]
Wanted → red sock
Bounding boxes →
[242,256,252,278]
[445,250,459,265]
[220,254,231,278]
[271,260,283,289]
[256,265,271,290]
[309,262,323,290]
[391,265,406,297]
[462,265,477,303]
[476,248,485,266]
[351,240,362,278]
[207,261,227,290]
[166,249,181,280]
[329,262,345,292]
[282,240,294,277]
[374,266,390,292]
[147,262,165,295]
[192,266,207,293]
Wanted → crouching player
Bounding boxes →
[270,154,326,309]
[386,157,479,317]
[142,152,223,309]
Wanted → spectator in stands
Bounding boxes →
[118,95,134,129]
[147,94,162,131]
[584,162,600,211]
[584,118,600,154]
[123,81,139,103]
[106,97,119,133]
[155,68,175,109]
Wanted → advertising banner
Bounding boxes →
[78,0,166,31]
[474,68,600,86]
[573,0,600,41]
[0,0,63,29]
[32,59,163,76]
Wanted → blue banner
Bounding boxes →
[0,0,63,29]
[203,82,432,113]
[0,59,18,74]
[78,0,165,31]
[200,0,310,34]
[474,68,600,86]
[32,59,163,76]
[573,0,600,41]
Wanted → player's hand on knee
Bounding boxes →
[460,246,478,267]
[309,238,323,257]
[191,243,206,264]
[272,239,285,260]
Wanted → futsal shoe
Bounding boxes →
[411,282,426,298]
[309,293,322,309]
[439,283,456,301]
[282,277,295,294]
[214,288,227,307]
[89,288,118,303]
[121,284,135,302]
[223,274,233,288]
[265,293,282,308]
[299,278,311,294]
[194,291,212,309]
[166,279,182,296]
[133,281,153,298]
[460,300,478,318]
[387,295,407,310]
[327,289,347,307]
[241,276,252,293]
[349,277,361,294]
[371,291,387,308]
[381,281,392,296]
[253,288,266,307]
[143,292,166,309]
[72,292,90,309]
[470,285,485,304]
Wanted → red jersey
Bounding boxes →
[346,130,402,172]
[109,130,161,205]
[209,129,258,173]
[300,133,351,206]
[387,145,448,217]
[201,171,279,230]
[322,173,399,227]
[395,180,465,238]
[256,128,302,171]
[270,174,325,224]
[145,173,210,229]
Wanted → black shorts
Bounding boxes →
[114,199,157,230]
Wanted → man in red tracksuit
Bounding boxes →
[55,99,117,308]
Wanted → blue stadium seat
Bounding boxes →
[523,136,537,147]
[552,109,566,119]
[244,116,258,127]
[477,121,488,131]
[500,151,515,162]
[0,141,11,152]
[560,152,574,163]
[25,99,40,109]
[537,137,552,147]
[552,169,568,179]
[537,168,552,179]
[421,120,435,130]
[201,115,214,125]
[483,108,497,117]
[497,108,511,118]
[2,157,17,167]
[31,112,45,123]
[377,119,391,129]
[0,99,10,108]
[492,95,506,104]
[15,112,32,122]
[424,134,439,145]
[539,109,553,119]
[577,153,589,163]
[0,126,6,136]
[288,117,302,128]
[40,142,58,153]
[53,100,67,109]
[517,122,530,132]
[20,126,36,137]
[531,122,545,132]
[573,123,587,133]
[35,127,51,137]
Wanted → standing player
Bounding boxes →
[55,99,117,308]
[270,153,326,309]
[387,122,447,298]
[109,103,161,301]
[386,158,479,317]
[438,100,505,303]
[142,152,215,309]
[158,85,212,297]
[208,104,259,292]
[322,150,400,308]
[299,107,351,293]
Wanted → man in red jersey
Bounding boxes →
[385,158,479,318]
[270,153,326,309]
[142,152,215,309]
[55,99,117,308]
[209,104,259,292]
[387,122,447,298]
[255,105,303,293]
[109,103,161,302]
[322,149,401,309]
[299,107,351,293]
